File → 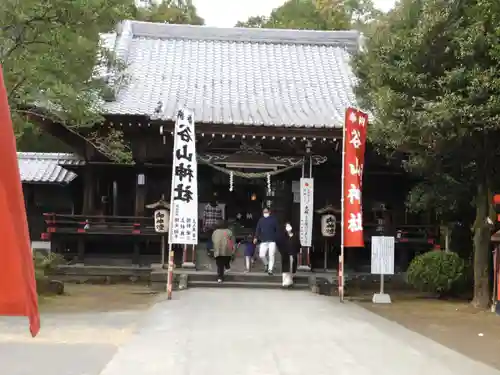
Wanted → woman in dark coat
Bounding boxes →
[277,222,300,288]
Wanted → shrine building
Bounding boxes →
[33,21,437,272]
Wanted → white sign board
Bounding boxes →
[168,108,198,245]
[154,209,169,233]
[321,214,336,237]
[299,178,314,247]
[371,236,395,275]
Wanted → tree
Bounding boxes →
[235,0,380,31]
[1,0,135,154]
[235,16,268,28]
[315,0,382,30]
[135,0,204,25]
[353,0,500,307]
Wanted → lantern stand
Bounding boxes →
[146,195,170,266]
[491,231,500,314]
[492,193,500,314]
[316,204,341,271]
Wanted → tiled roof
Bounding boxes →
[17,153,84,184]
[101,21,361,128]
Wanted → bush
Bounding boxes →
[34,252,67,276]
[406,251,465,295]
[33,252,67,295]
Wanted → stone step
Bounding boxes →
[188,280,310,290]
[187,272,310,285]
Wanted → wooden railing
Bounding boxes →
[42,213,159,237]
[41,213,439,246]
[363,223,438,245]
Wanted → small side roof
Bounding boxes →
[17,152,84,185]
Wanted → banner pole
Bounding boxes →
[161,235,165,267]
[340,119,346,303]
[166,243,174,299]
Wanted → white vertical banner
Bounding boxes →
[168,108,198,245]
[299,178,314,247]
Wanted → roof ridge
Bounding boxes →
[118,20,360,51]
[17,152,80,160]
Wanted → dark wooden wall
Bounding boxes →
[24,184,74,242]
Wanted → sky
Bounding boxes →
[193,0,397,28]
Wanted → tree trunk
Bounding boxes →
[471,183,491,308]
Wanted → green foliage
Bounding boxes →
[353,0,500,208]
[1,0,135,142]
[87,128,133,164]
[135,0,204,24]
[352,0,500,306]
[34,252,67,278]
[34,252,66,295]
[236,16,268,28]
[406,251,465,294]
[236,0,381,31]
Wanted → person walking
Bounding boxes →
[212,220,235,283]
[240,234,256,273]
[254,207,279,275]
[203,199,223,257]
[277,222,300,288]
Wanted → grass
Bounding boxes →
[38,284,160,314]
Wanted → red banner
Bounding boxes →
[342,107,368,247]
[0,65,40,336]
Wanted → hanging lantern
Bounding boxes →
[266,173,271,194]
[321,214,336,237]
[251,193,257,201]
[229,171,234,192]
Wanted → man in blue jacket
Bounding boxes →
[254,207,279,275]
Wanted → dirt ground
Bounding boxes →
[352,291,500,370]
[39,284,159,314]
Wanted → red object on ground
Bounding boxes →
[493,194,500,205]
[342,108,368,247]
[495,247,500,303]
[0,65,40,337]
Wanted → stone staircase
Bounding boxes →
[184,270,312,290]
[151,242,317,290]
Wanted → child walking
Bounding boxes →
[242,234,256,273]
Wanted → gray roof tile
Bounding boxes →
[17,153,84,184]
[102,21,361,128]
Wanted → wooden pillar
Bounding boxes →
[79,166,94,264]
[135,141,147,217]
[135,172,146,216]
[77,238,85,263]
[82,167,95,215]
[182,244,196,268]
[112,180,118,216]
[133,242,141,265]
[134,172,145,265]
[132,141,148,266]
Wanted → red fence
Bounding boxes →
[363,223,438,245]
[42,213,158,239]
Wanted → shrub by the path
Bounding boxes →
[407,251,465,295]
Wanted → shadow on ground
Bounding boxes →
[351,290,500,370]
[0,284,160,375]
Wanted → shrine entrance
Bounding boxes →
[216,176,265,235]
[207,164,293,241]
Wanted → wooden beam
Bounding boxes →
[194,123,342,139]
[108,117,342,139]
[23,108,111,161]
